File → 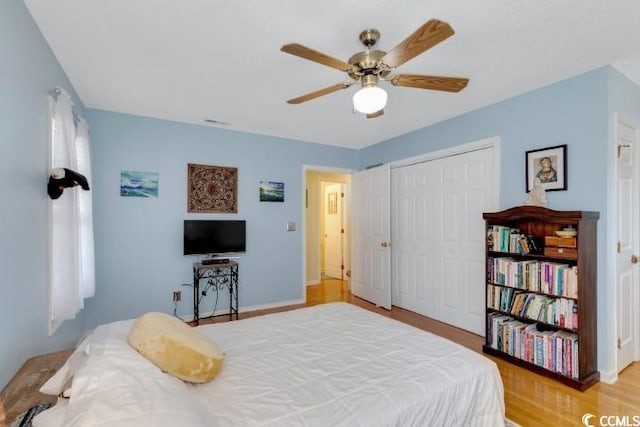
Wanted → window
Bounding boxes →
[48,88,95,335]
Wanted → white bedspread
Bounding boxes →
[35,302,505,427]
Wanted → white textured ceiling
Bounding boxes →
[23,0,640,149]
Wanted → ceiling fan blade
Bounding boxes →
[281,43,356,72]
[366,109,384,119]
[381,19,454,69]
[392,74,469,92]
[286,83,352,104]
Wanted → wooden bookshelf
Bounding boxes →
[482,205,599,391]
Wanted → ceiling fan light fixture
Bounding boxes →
[352,85,387,114]
[282,19,466,113]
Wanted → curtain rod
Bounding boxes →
[48,88,82,124]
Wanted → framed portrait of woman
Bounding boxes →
[525,144,567,192]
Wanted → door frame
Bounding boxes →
[608,112,640,382]
[389,136,501,176]
[302,165,353,301]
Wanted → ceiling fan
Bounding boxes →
[281,19,469,118]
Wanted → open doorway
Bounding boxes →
[304,169,351,290]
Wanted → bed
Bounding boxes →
[34,302,505,426]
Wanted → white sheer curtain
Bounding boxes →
[48,88,95,334]
[75,119,95,302]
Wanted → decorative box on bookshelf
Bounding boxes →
[482,205,599,391]
[545,236,577,248]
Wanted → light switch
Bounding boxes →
[287,221,296,232]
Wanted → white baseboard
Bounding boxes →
[179,298,306,322]
[599,369,618,384]
[306,280,320,286]
[240,298,306,312]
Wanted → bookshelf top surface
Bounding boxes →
[483,205,599,222]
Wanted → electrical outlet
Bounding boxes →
[172,291,181,302]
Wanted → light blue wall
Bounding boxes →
[83,110,357,328]
[0,0,87,388]
[359,68,609,210]
[358,67,618,374]
[609,68,640,122]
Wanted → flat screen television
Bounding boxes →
[183,220,246,256]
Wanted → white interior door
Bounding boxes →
[392,147,496,335]
[351,165,391,309]
[616,115,640,372]
[323,183,344,279]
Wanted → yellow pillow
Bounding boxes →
[128,312,223,383]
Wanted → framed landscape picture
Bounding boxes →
[328,192,337,214]
[120,171,159,198]
[259,181,284,202]
[525,144,567,192]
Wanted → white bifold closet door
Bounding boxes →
[391,147,496,335]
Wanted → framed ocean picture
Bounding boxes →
[120,171,159,198]
[259,181,284,202]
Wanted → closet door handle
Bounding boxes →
[381,242,391,248]
[632,254,639,265]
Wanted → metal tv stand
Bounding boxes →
[192,260,239,325]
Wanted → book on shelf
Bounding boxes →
[486,312,579,379]
[487,284,578,329]
[487,257,578,298]
[487,225,544,255]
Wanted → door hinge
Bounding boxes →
[618,144,631,158]
[341,192,344,198]
[341,228,344,234]
[618,338,622,349]
[617,241,621,253]
[341,264,344,270]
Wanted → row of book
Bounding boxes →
[487,225,543,255]
[487,284,579,329]
[487,312,579,379]
[487,257,578,298]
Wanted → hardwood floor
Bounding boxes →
[303,279,640,427]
